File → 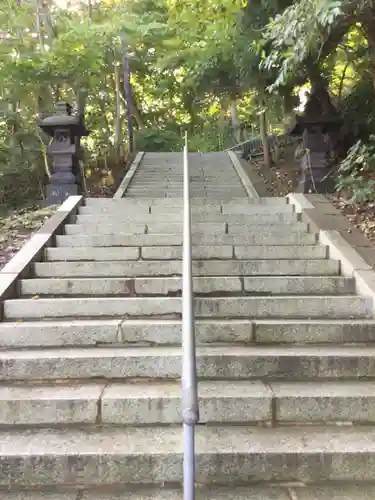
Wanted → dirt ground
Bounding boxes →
[0,152,140,270]
[0,164,121,271]
[0,205,58,269]
[252,155,375,245]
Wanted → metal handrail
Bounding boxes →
[181,132,199,500]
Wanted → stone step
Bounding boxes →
[10,486,372,500]
[46,244,327,261]
[20,276,355,297]
[63,222,306,235]
[79,204,220,215]
[84,197,287,206]
[32,259,339,277]
[126,192,248,197]
[63,222,226,235]
[0,486,316,500]
[79,204,294,215]
[2,380,375,427]
[2,345,375,381]
[3,295,369,320]
[75,212,298,224]
[1,426,375,485]
[128,186,244,191]
[56,232,317,247]
[126,186,246,191]
[1,319,375,348]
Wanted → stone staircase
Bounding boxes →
[125,152,248,198]
[1,152,375,499]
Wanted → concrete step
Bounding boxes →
[20,276,355,297]
[84,197,287,206]
[0,486,304,500]
[1,426,375,485]
[32,259,339,277]
[126,186,246,191]
[46,244,327,261]
[10,485,372,500]
[56,232,318,247]
[63,222,226,235]
[2,380,375,427]
[126,191,249,197]
[3,319,375,348]
[79,203,294,215]
[75,212,298,224]
[3,295,369,320]
[2,345,375,381]
[63,222,306,235]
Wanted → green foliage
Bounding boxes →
[336,137,375,203]
[338,77,375,139]
[135,128,183,152]
[189,125,234,152]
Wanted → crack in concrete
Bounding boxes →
[96,381,110,425]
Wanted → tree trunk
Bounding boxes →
[35,0,54,114]
[114,63,123,163]
[122,38,134,153]
[35,0,44,48]
[259,95,271,174]
[88,0,93,23]
[230,100,241,143]
[365,14,375,94]
[131,94,145,129]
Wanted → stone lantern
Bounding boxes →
[288,89,340,194]
[37,101,89,205]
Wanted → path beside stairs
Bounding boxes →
[0,152,375,499]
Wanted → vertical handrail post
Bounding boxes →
[182,132,199,500]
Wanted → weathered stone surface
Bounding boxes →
[21,278,140,296]
[77,209,295,223]
[141,245,234,260]
[45,247,140,261]
[6,295,368,320]
[33,261,182,277]
[271,381,375,422]
[2,345,375,380]
[32,259,339,278]
[1,427,375,485]
[0,319,120,347]
[243,276,354,295]
[191,259,339,276]
[0,319,254,347]
[81,487,292,500]
[255,319,375,344]
[301,209,352,233]
[194,296,369,318]
[320,230,371,276]
[228,222,307,234]
[234,245,326,260]
[0,384,103,425]
[134,277,242,295]
[294,485,375,500]
[4,297,181,320]
[101,381,272,424]
[0,494,77,500]
[56,232,317,247]
[64,222,227,235]
[56,233,183,247]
